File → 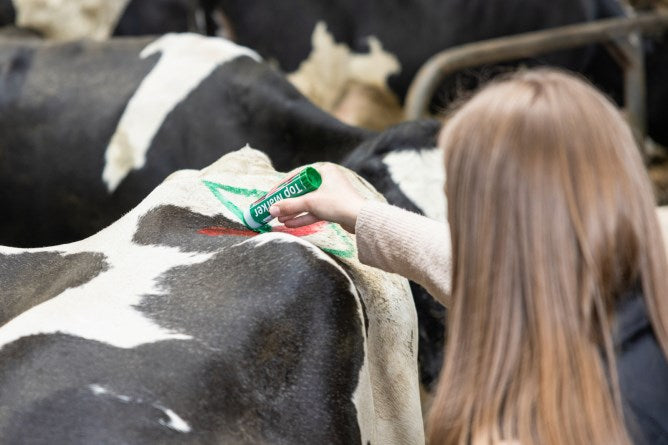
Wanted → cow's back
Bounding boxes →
[0,232,372,443]
[0,147,421,444]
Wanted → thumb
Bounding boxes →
[270,196,310,217]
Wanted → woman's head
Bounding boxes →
[429,68,668,444]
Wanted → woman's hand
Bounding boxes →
[269,163,366,233]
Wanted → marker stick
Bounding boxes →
[242,166,322,230]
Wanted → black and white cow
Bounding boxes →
[200,0,668,147]
[0,33,369,247]
[201,0,620,99]
[0,147,423,444]
[202,0,620,97]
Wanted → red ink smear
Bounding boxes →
[198,220,328,238]
[273,220,328,236]
[198,227,257,237]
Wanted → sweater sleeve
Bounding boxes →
[355,200,452,307]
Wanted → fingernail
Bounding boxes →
[269,205,280,217]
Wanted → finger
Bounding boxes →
[270,196,310,218]
[283,213,321,228]
[277,213,304,223]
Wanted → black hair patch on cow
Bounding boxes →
[132,204,249,252]
[0,45,34,109]
[0,0,14,26]
[0,251,108,325]
[344,119,441,165]
[0,333,221,443]
[114,0,197,36]
[3,384,188,445]
[411,281,446,390]
[136,238,366,444]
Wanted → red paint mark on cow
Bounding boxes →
[273,220,328,236]
[198,220,328,238]
[197,227,256,237]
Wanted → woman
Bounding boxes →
[269,69,668,444]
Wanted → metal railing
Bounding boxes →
[404,10,668,153]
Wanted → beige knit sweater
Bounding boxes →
[355,201,452,307]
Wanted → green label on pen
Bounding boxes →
[243,166,322,230]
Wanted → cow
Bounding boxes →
[0,33,370,247]
[199,0,668,148]
[0,147,423,444]
[3,0,204,40]
[200,0,620,101]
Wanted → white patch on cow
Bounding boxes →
[13,0,130,40]
[157,406,192,433]
[383,147,446,222]
[287,21,402,127]
[90,384,110,396]
[89,384,131,402]
[102,33,261,192]
[0,209,214,350]
[89,384,191,433]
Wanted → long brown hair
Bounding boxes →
[428,68,668,444]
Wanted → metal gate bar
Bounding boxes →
[405,10,668,154]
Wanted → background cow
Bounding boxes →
[200,0,668,149]
[0,33,369,247]
[0,147,423,444]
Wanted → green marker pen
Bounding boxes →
[242,166,322,230]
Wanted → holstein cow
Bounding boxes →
[3,0,204,40]
[200,0,668,148]
[200,0,620,101]
[0,147,423,444]
[0,33,369,247]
